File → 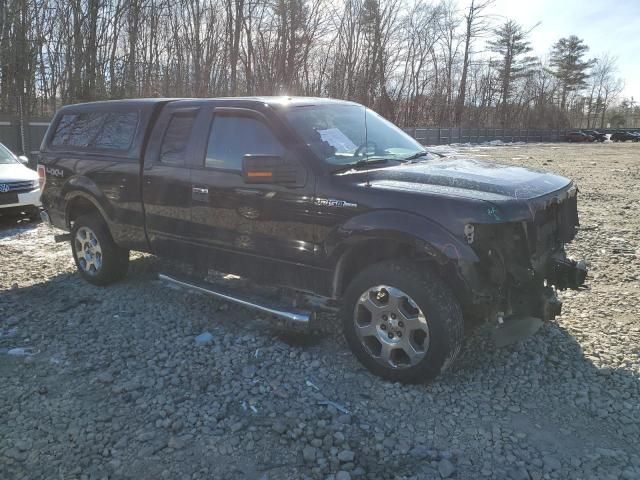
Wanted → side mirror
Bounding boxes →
[18,155,29,165]
[242,154,305,185]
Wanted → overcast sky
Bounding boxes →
[465,0,640,101]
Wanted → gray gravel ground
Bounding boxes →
[1,142,639,480]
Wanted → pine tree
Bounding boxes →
[487,20,536,126]
[549,35,593,110]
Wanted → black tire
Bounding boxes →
[341,261,463,383]
[71,213,129,286]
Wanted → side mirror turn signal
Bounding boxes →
[242,154,305,186]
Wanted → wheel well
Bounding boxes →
[333,239,426,298]
[333,239,471,307]
[66,196,100,228]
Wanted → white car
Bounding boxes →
[0,143,41,219]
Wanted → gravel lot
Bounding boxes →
[1,142,639,480]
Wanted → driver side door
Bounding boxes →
[188,107,323,289]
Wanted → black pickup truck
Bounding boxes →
[39,97,587,383]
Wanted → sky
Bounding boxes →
[464,0,640,101]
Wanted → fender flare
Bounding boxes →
[62,176,114,227]
[326,210,479,296]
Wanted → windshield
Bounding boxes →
[283,104,425,166]
[0,143,18,165]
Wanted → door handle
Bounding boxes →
[192,187,209,194]
[235,188,262,196]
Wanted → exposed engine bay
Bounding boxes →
[463,186,587,325]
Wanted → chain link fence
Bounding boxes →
[402,127,640,145]
[0,118,50,166]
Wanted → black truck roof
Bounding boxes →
[54,98,178,112]
[42,96,360,157]
[55,96,358,112]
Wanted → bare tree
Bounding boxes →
[0,0,630,131]
[453,0,492,126]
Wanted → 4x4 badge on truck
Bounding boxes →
[45,167,64,177]
[314,198,358,208]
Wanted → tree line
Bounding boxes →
[0,0,628,128]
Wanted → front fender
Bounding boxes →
[326,209,479,264]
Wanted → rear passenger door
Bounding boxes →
[142,104,208,260]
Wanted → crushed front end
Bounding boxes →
[461,184,587,324]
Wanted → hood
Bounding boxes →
[336,157,575,223]
[363,158,571,201]
[0,162,38,183]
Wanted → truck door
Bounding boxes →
[142,103,208,260]
[187,107,323,290]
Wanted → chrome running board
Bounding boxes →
[158,273,312,324]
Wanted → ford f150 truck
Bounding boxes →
[39,97,587,383]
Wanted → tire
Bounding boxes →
[71,213,129,286]
[341,261,463,383]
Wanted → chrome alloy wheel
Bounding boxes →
[75,226,103,276]
[353,285,430,368]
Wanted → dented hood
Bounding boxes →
[364,158,572,201]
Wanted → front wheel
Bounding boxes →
[341,261,463,383]
[71,214,129,286]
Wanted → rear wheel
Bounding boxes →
[341,261,463,383]
[71,214,129,286]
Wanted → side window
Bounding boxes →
[94,112,139,150]
[205,115,283,170]
[52,112,106,147]
[51,114,76,146]
[160,112,197,164]
[51,111,138,151]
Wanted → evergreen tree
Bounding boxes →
[487,20,536,125]
[549,35,593,110]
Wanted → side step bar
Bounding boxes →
[158,273,312,324]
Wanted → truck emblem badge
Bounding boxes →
[45,167,64,177]
[314,198,358,208]
[0,184,9,193]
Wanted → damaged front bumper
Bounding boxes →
[525,255,587,321]
[455,188,587,324]
[548,255,588,291]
